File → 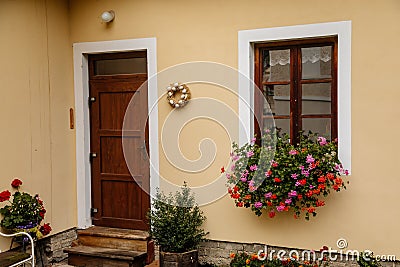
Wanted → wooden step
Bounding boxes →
[77,226,149,252]
[65,245,147,267]
[0,251,30,267]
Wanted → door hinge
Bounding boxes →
[91,208,98,216]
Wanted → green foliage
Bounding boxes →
[148,183,208,253]
[0,192,43,229]
[357,252,381,267]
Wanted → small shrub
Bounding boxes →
[148,183,208,253]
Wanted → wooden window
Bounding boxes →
[254,36,338,144]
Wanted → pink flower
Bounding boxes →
[288,190,297,197]
[291,173,298,179]
[289,150,298,155]
[301,169,309,177]
[285,198,292,205]
[226,173,231,179]
[265,170,272,177]
[254,202,263,208]
[240,177,247,182]
[265,129,271,133]
[233,155,239,161]
[251,137,256,145]
[276,204,286,212]
[306,154,315,163]
[265,192,272,199]
[230,164,236,171]
[247,151,254,157]
[250,164,258,171]
[318,136,327,146]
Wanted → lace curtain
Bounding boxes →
[269,46,331,66]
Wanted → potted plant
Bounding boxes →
[224,129,349,220]
[148,183,208,267]
[0,178,52,243]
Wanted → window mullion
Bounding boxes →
[290,47,301,144]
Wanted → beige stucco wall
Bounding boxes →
[1,0,400,258]
[68,0,400,256]
[0,0,75,252]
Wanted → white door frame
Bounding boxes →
[73,38,159,229]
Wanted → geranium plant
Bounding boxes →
[225,129,348,220]
[0,178,52,240]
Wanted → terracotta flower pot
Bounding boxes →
[159,249,198,267]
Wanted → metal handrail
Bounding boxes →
[0,231,35,267]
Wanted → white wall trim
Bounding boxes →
[238,21,351,173]
[73,38,159,229]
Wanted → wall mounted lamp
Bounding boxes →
[101,10,115,23]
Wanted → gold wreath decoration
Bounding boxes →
[166,82,191,108]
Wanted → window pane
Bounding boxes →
[264,118,289,136]
[264,85,290,116]
[302,118,331,139]
[302,83,331,115]
[263,49,290,82]
[301,46,332,79]
[95,57,147,75]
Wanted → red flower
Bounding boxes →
[39,208,47,218]
[268,211,276,218]
[0,190,11,202]
[333,184,340,191]
[271,194,277,200]
[11,178,23,188]
[244,194,252,200]
[326,173,335,180]
[297,194,303,200]
[220,166,225,173]
[266,201,272,206]
[316,200,325,207]
[299,179,307,186]
[317,176,326,183]
[228,188,232,194]
[233,186,239,193]
[313,189,321,195]
[307,207,316,213]
[236,202,243,207]
[274,177,281,183]
[232,193,240,199]
[40,223,52,236]
[318,184,326,190]
[305,190,313,197]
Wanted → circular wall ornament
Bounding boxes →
[166,82,191,108]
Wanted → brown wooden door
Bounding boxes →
[88,52,150,230]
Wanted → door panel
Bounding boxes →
[89,57,149,230]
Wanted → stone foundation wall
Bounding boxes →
[35,227,77,266]
[198,239,400,267]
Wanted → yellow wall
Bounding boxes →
[0,0,75,251]
[1,0,400,258]
[68,0,400,256]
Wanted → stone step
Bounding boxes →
[65,245,147,267]
[77,226,149,252]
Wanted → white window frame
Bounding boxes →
[238,21,351,173]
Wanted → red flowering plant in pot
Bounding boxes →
[224,129,349,220]
[0,178,52,242]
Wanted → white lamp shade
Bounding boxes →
[101,11,115,23]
